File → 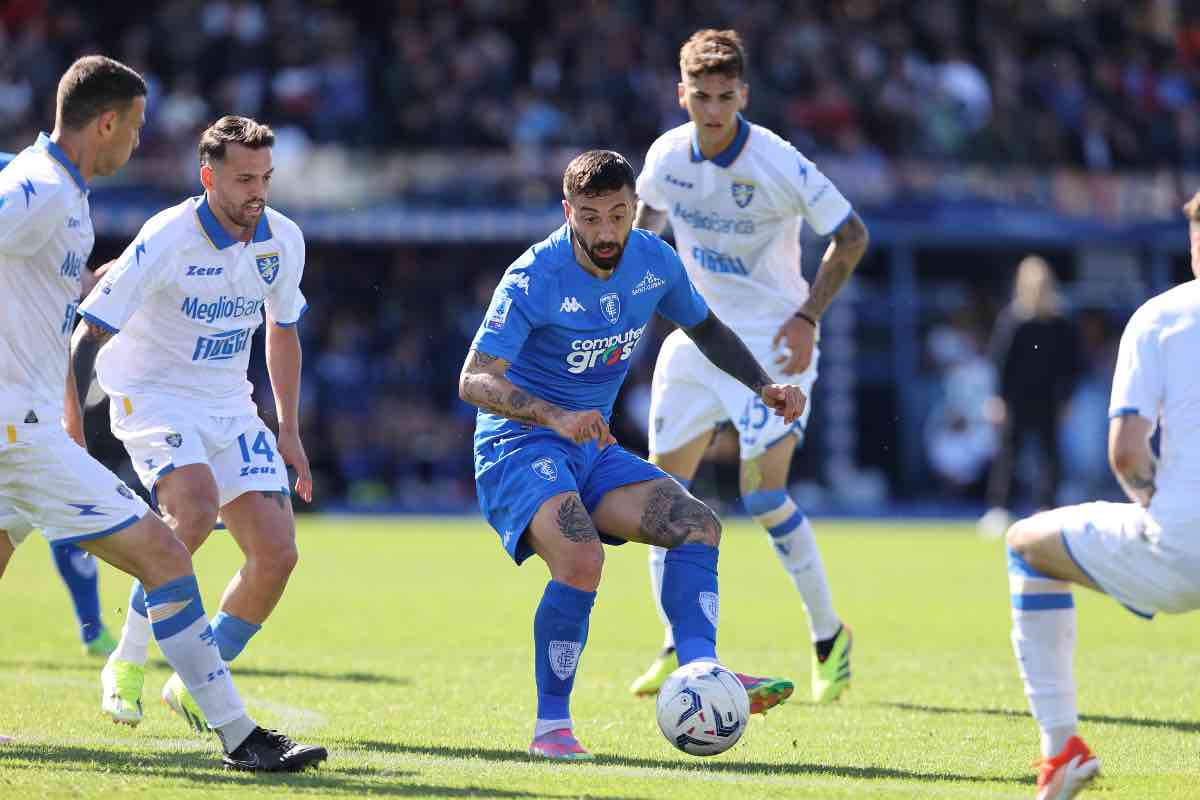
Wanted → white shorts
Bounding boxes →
[648,328,817,460]
[1056,501,1200,617]
[0,421,148,547]
[109,395,289,509]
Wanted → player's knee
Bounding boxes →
[1005,517,1036,555]
[168,497,220,544]
[555,545,604,591]
[259,538,299,584]
[679,501,720,547]
[137,519,195,586]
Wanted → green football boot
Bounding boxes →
[161,672,208,733]
[101,657,145,726]
[812,625,852,703]
[629,646,678,696]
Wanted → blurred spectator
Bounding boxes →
[980,256,1082,535]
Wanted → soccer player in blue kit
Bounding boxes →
[459,150,807,760]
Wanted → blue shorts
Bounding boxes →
[474,426,666,565]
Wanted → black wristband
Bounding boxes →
[794,310,818,328]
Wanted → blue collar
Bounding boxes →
[37,132,88,192]
[689,114,750,168]
[195,194,272,250]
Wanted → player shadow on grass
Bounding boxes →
[347,740,1028,786]
[0,658,409,686]
[0,743,624,798]
[879,702,1200,734]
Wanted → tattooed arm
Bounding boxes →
[69,321,113,413]
[797,211,869,322]
[682,311,805,423]
[459,348,615,445]
[1108,413,1157,507]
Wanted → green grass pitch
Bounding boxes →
[1,517,1198,798]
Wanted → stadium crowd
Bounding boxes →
[2,0,1199,170]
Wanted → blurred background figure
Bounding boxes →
[979,256,1081,536]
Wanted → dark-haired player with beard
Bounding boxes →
[459,149,805,759]
[72,115,312,741]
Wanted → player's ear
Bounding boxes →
[677,81,687,110]
[95,108,120,140]
[561,197,572,222]
[739,81,749,110]
[200,163,215,192]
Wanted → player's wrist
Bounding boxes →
[793,309,819,328]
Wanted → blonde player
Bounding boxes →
[70,115,310,734]
[629,30,869,703]
[0,56,323,771]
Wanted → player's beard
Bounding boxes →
[226,198,265,230]
[574,226,626,272]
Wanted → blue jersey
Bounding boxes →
[471,224,708,439]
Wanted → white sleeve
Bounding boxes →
[787,148,853,236]
[0,174,65,257]
[266,234,307,327]
[1109,310,1163,421]
[635,142,669,212]
[78,233,171,332]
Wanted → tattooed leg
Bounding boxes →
[527,492,604,592]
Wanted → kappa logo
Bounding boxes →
[560,296,586,313]
[731,179,755,209]
[599,292,621,325]
[548,640,582,681]
[699,591,719,627]
[116,484,135,500]
[797,157,809,184]
[255,252,280,285]
[165,432,183,448]
[631,270,665,295]
[531,457,558,482]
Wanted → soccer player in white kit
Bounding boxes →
[71,116,312,733]
[0,150,117,658]
[1004,193,1200,800]
[0,56,324,771]
[628,30,869,703]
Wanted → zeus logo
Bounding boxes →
[186,265,223,276]
[192,328,251,361]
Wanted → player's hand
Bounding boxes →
[550,410,617,448]
[276,428,313,503]
[760,384,807,424]
[81,259,115,299]
[772,315,817,375]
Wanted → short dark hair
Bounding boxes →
[1184,190,1200,223]
[56,56,146,130]
[562,150,636,199]
[679,29,746,81]
[197,116,275,165]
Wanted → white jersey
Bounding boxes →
[79,195,307,418]
[637,115,852,336]
[0,133,95,423]
[1109,281,1200,531]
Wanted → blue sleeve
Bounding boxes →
[470,269,539,361]
[653,238,709,328]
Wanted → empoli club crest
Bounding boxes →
[255,252,280,285]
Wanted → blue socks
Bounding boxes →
[661,542,719,664]
[129,579,148,618]
[211,612,261,662]
[533,580,595,723]
[51,543,103,643]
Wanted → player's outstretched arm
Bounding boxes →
[458,348,615,446]
[1108,413,1156,507]
[633,201,669,235]
[683,311,806,423]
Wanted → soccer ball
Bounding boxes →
[655,661,750,756]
